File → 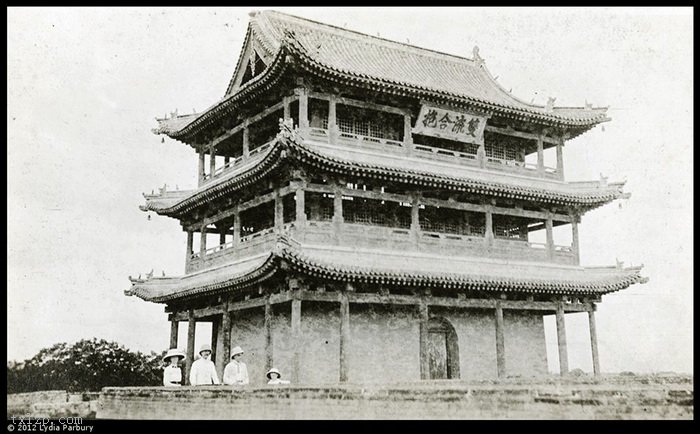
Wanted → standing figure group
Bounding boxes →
[162,344,289,386]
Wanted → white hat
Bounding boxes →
[163,348,186,363]
[266,368,281,379]
[230,346,244,357]
[199,344,212,355]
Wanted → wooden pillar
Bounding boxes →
[210,317,219,362]
[332,184,344,241]
[233,209,241,245]
[169,319,179,349]
[209,152,216,178]
[221,304,231,374]
[588,307,601,377]
[556,140,565,180]
[545,217,554,260]
[494,302,506,378]
[264,296,273,371]
[200,224,207,258]
[295,188,306,223]
[198,150,206,185]
[485,206,494,246]
[242,123,250,159]
[283,96,291,121]
[185,231,193,267]
[224,156,230,167]
[274,189,284,232]
[339,291,350,382]
[410,194,420,245]
[555,302,569,375]
[185,309,196,385]
[291,298,302,383]
[537,135,544,174]
[298,89,309,129]
[328,94,338,144]
[571,218,580,265]
[418,301,429,380]
[403,112,413,155]
[477,143,486,168]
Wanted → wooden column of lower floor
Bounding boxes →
[418,301,429,380]
[185,309,196,385]
[211,317,219,359]
[169,320,179,349]
[218,306,232,380]
[264,296,273,371]
[588,307,601,377]
[494,302,506,378]
[339,292,350,382]
[555,303,569,375]
[291,298,302,383]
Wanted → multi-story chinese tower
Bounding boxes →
[127,10,647,385]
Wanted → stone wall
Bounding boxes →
[225,303,548,384]
[95,375,694,420]
[7,391,99,419]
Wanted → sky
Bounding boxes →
[7,7,693,375]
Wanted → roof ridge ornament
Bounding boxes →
[472,45,484,65]
[545,97,556,112]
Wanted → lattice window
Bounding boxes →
[492,215,538,241]
[336,105,402,141]
[343,198,409,229]
[420,207,485,236]
[305,192,334,222]
[485,142,523,162]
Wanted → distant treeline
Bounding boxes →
[7,338,166,393]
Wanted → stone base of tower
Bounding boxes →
[229,305,548,385]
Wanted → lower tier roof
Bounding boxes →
[125,236,647,303]
[141,125,629,219]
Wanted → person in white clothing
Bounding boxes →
[189,344,220,385]
[266,367,290,385]
[223,346,249,385]
[162,348,186,387]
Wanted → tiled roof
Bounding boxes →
[125,236,647,303]
[154,10,609,141]
[141,127,627,218]
[242,11,608,124]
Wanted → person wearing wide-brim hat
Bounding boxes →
[266,367,290,385]
[223,346,249,385]
[189,344,220,386]
[162,349,186,387]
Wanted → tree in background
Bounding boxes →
[7,339,167,393]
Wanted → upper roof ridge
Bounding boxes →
[255,9,482,65]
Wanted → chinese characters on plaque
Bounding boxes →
[412,105,486,145]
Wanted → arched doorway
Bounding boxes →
[427,317,460,379]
